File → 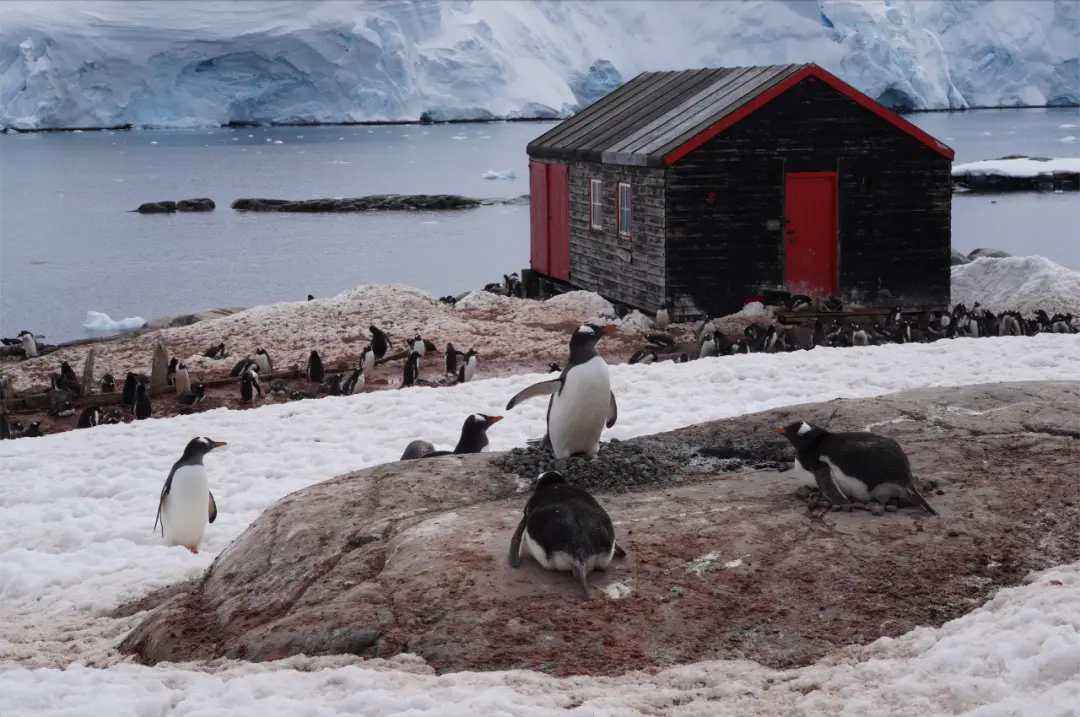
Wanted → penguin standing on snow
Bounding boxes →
[460,348,478,383]
[370,325,391,360]
[134,381,153,420]
[508,470,627,600]
[154,437,226,554]
[307,350,325,383]
[505,324,618,459]
[400,413,503,459]
[402,351,421,388]
[773,421,938,515]
[254,348,273,375]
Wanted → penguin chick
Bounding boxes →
[773,421,937,515]
[320,374,343,396]
[654,300,670,331]
[508,471,627,600]
[100,373,117,393]
[154,437,226,554]
[22,421,43,438]
[548,363,561,373]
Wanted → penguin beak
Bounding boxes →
[601,325,617,334]
[488,416,503,424]
[770,427,785,435]
[211,441,228,448]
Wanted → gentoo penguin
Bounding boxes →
[645,333,676,349]
[461,348,478,383]
[629,346,658,365]
[174,363,191,397]
[0,413,11,440]
[167,357,178,385]
[445,342,461,377]
[321,374,343,396]
[408,334,426,357]
[508,471,627,600]
[123,372,141,409]
[254,348,273,375]
[20,332,38,358]
[134,381,153,420]
[100,373,117,393]
[402,351,421,388]
[51,372,80,398]
[698,332,718,359]
[240,367,262,403]
[47,402,75,418]
[400,413,503,459]
[77,406,101,429]
[342,367,364,395]
[548,363,561,373]
[811,319,825,349]
[203,343,227,360]
[654,300,670,331]
[360,344,376,375]
[773,421,938,515]
[505,324,618,459]
[851,326,870,346]
[268,379,288,394]
[102,407,125,425]
[60,361,78,386]
[154,437,226,554]
[307,294,314,301]
[229,357,256,377]
[307,350,325,383]
[22,421,43,438]
[369,325,391,360]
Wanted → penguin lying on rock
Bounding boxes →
[508,471,627,600]
[773,421,938,515]
[400,413,503,460]
[506,324,618,459]
[154,437,226,554]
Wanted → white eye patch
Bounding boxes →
[797,422,812,435]
[471,413,484,422]
[578,325,594,334]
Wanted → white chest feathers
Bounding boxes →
[548,356,611,459]
[463,355,478,383]
[162,464,211,549]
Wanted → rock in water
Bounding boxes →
[231,194,485,213]
[176,198,216,212]
[135,202,175,214]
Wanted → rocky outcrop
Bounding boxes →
[133,198,216,213]
[119,381,1080,676]
[968,247,1012,260]
[951,156,1080,193]
[230,194,529,213]
[144,306,248,330]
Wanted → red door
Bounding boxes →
[546,163,570,281]
[783,172,838,297]
[529,161,550,275]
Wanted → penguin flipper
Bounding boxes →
[505,379,562,411]
[811,463,850,507]
[613,541,627,558]
[508,516,527,568]
[208,492,218,523]
[570,560,590,600]
[154,473,173,536]
[907,488,939,516]
[606,391,618,428]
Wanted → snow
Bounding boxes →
[0,0,1077,130]
[951,255,1080,316]
[3,331,1080,711]
[952,157,1080,178]
[81,311,147,335]
[482,169,517,180]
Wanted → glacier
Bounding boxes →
[0,0,1076,130]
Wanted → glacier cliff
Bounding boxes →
[0,0,1076,130]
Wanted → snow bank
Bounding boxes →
[2,334,1080,712]
[481,169,517,180]
[81,311,146,334]
[0,0,1076,129]
[951,255,1080,316]
[952,157,1080,178]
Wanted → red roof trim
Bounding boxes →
[663,64,955,165]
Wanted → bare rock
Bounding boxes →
[120,381,1080,677]
[145,307,248,330]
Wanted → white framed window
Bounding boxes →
[589,178,603,230]
[617,182,632,238]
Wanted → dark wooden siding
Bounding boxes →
[563,161,667,311]
[666,76,951,318]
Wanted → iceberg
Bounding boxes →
[481,169,516,180]
[82,311,147,335]
[0,0,1076,131]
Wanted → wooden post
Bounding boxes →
[81,348,96,397]
[0,375,11,412]
[150,343,170,391]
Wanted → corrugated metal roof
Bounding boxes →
[527,63,808,167]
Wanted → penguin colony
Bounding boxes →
[5,289,1063,596]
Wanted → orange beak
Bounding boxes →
[770,427,785,434]
[489,416,503,423]
[211,441,228,447]
[602,325,617,333]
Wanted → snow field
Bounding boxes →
[2,333,1080,714]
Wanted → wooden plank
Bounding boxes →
[80,349,96,397]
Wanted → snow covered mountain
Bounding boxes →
[0,0,1076,130]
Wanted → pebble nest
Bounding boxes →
[493,434,793,494]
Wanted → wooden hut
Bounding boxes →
[526,63,955,320]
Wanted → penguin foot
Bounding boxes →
[187,546,199,554]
